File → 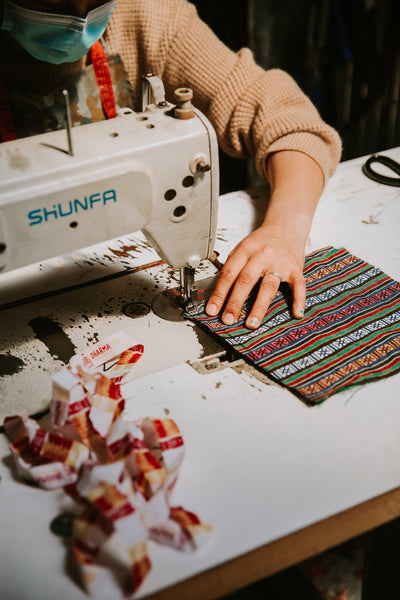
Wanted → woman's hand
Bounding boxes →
[205,150,325,328]
[206,227,306,328]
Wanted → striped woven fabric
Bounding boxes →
[185,247,400,404]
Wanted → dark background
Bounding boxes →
[192,0,400,192]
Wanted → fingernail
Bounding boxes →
[249,317,259,328]
[223,313,235,325]
[206,302,218,316]
[296,308,304,319]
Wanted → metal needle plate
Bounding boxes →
[152,275,218,322]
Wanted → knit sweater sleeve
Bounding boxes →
[109,0,342,184]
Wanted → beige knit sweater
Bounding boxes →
[0,0,341,182]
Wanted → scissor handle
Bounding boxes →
[362,154,400,186]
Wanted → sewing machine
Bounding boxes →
[0,77,219,305]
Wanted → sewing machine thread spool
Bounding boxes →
[174,88,194,120]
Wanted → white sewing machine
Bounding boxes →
[0,77,219,305]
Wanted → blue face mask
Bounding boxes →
[1,0,116,64]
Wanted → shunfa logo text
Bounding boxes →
[28,190,117,226]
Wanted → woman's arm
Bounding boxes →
[110,0,341,327]
[206,149,324,328]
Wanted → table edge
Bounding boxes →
[142,485,400,600]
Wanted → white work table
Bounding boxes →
[1,149,400,600]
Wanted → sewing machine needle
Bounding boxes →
[63,89,74,156]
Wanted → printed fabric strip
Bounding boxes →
[185,247,400,404]
[4,334,212,598]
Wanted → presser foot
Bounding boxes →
[151,275,217,322]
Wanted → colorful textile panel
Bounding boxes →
[185,247,400,404]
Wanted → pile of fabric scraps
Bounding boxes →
[4,332,212,598]
[185,246,400,404]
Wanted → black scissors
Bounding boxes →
[362,154,400,186]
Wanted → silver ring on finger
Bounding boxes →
[265,271,282,284]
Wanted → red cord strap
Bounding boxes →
[90,40,117,120]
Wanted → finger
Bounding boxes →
[290,272,306,318]
[221,261,263,325]
[245,272,282,329]
[205,257,246,317]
